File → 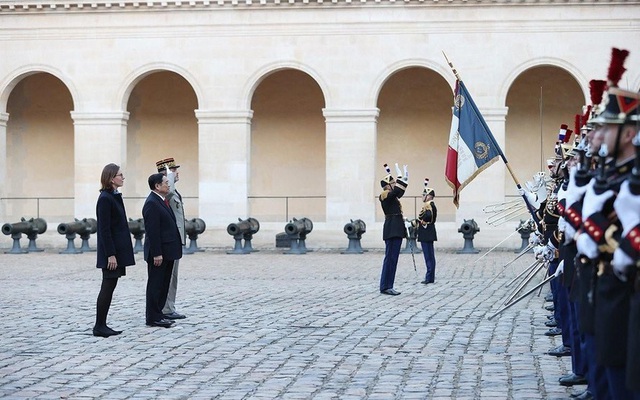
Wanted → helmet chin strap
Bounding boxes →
[612,123,624,164]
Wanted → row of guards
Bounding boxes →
[3,214,537,255]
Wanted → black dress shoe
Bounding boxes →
[146,319,173,328]
[420,280,430,285]
[547,345,571,357]
[559,373,587,387]
[163,312,186,320]
[545,318,558,327]
[93,326,116,337]
[544,327,562,336]
[381,288,401,295]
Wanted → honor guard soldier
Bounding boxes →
[576,47,638,400]
[379,163,408,296]
[417,178,438,285]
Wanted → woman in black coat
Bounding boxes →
[93,163,135,337]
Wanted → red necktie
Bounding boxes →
[164,198,170,208]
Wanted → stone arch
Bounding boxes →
[370,58,455,108]
[0,64,79,112]
[499,57,588,107]
[242,60,330,110]
[117,62,202,111]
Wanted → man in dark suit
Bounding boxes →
[143,173,183,328]
[379,163,408,296]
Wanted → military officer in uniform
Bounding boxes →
[379,163,408,296]
[156,157,187,321]
[417,178,437,285]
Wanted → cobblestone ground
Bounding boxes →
[0,247,577,399]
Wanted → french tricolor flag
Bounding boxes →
[445,81,503,208]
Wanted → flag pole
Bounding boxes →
[442,52,540,225]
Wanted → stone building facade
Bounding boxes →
[0,1,638,248]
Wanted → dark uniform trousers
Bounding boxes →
[146,259,174,324]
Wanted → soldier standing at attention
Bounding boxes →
[417,178,437,285]
[379,163,408,296]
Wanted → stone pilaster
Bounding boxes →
[71,111,129,219]
[323,108,379,227]
[0,112,9,220]
[195,109,253,225]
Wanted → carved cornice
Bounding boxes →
[0,0,638,12]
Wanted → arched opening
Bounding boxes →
[376,67,454,222]
[125,71,199,218]
[250,69,326,222]
[505,66,584,196]
[6,72,74,221]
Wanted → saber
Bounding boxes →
[474,229,518,264]
[485,243,535,287]
[503,260,546,305]
[488,268,561,320]
[506,258,541,287]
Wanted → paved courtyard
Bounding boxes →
[0,246,576,399]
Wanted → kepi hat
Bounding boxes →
[156,157,180,172]
[590,48,639,124]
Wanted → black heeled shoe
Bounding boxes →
[93,326,116,337]
[105,326,123,335]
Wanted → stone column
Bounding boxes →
[323,108,379,227]
[195,109,253,226]
[0,112,8,220]
[456,106,509,224]
[71,111,129,219]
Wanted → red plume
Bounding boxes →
[574,114,581,135]
[564,129,573,144]
[607,48,630,87]
[589,80,606,105]
[581,105,592,127]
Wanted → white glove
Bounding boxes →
[554,260,564,278]
[612,248,632,282]
[542,243,556,262]
[518,187,537,206]
[582,183,615,218]
[404,219,412,230]
[576,232,599,260]
[565,167,590,207]
[165,165,172,175]
[403,165,408,181]
[614,181,640,236]
[558,217,566,234]
[564,222,576,244]
[529,232,543,247]
[395,163,402,178]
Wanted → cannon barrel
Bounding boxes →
[285,217,313,236]
[343,219,366,236]
[459,219,480,235]
[57,220,90,235]
[128,218,145,235]
[227,217,260,236]
[185,218,206,236]
[2,218,47,236]
[81,218,98,235]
